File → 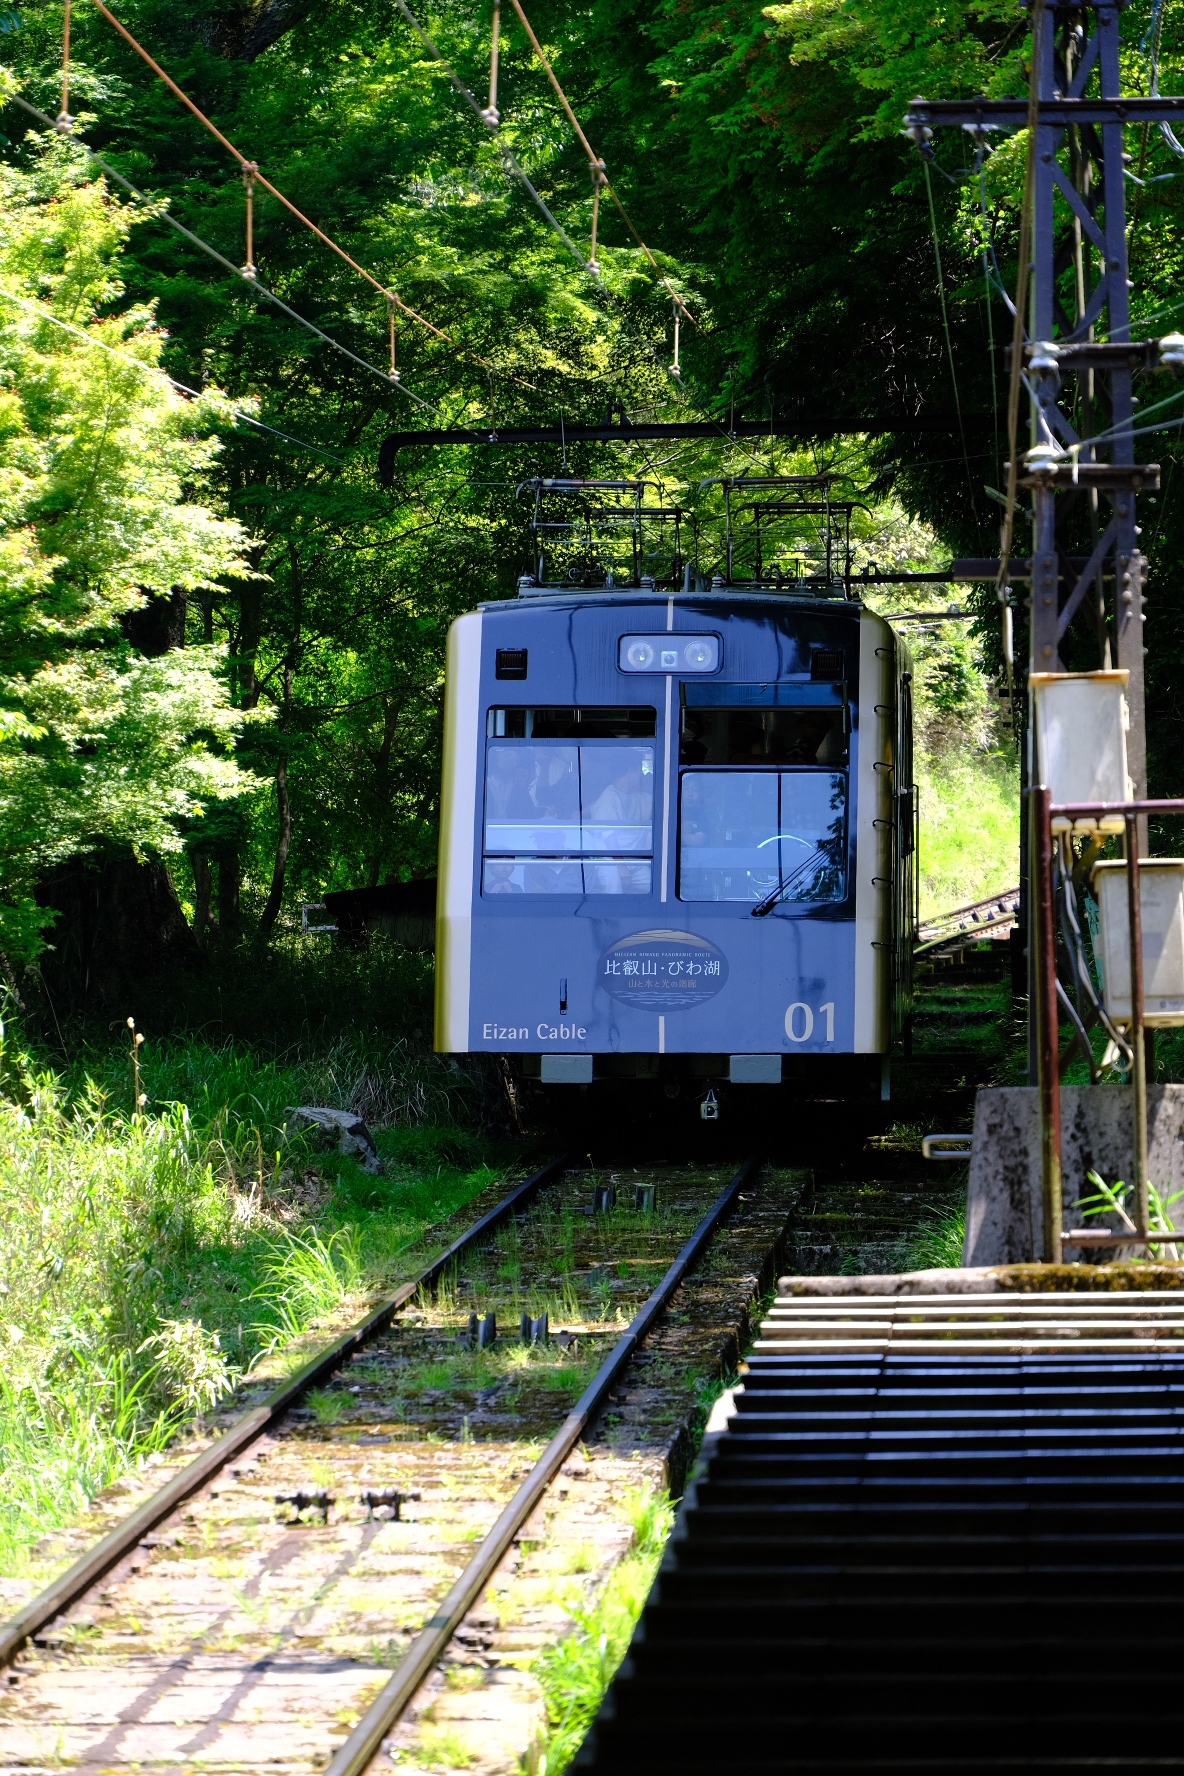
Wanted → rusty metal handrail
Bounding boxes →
[1062,1227,1179,1246]
[1037,795,1184,1262]
[1050,799,1184,818]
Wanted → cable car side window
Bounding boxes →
[678,770,847,903]
[483,708,656,895]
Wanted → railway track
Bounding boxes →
[0,1154,802,1776]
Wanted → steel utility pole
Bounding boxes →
[904,4,1177,793]
[905,3,1184,1051]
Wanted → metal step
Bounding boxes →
[573,1296,1184,1772]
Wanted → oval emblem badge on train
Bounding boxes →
[598,930,729,1011]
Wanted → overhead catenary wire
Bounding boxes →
[84,0,535,392]
[7,93,442,415]
[389,0,596,277]
[504,0,695,327]
[384,0,778,484]
[388,0,782,476]
[922,159,980,533]
[0,282,348,461]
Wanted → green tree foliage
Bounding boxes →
[0,0,1105,948]
[0,114,255,960]
[2,0,701,938]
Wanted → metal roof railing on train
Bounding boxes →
[517,475,688,588]
[697,472,870,594]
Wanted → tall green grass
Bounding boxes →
[0,1015,508,1572]
[532,1486,675,1775]
[903,1194,967,1270]
[916,749,1020,917]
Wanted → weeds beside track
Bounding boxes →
[0,1160,804,1776]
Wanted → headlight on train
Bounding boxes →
[619,634,720,673]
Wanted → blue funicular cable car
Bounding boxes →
[435,470,914,1105]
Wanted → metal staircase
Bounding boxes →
[575,1290,1184,1772]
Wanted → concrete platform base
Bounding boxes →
[778,1263,1184,1294]
[964,1083,1184,1265]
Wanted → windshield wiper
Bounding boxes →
[750,847,827,917]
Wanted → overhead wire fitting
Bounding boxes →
[57,0,73,132]
[922,157,979,534]
[588,157,606,273]
[241,160,258,280]
[482,0,501,126]
[504,0,695,328]
[85,0,534,392]
[6,91,443,414]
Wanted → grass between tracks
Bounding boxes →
[525,1485,676,1776]
[0,1008,522,1574]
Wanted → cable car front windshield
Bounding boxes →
[678,770,846,903]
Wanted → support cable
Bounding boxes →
[7,93,442,413]
[1137,0,1184,163]
[85,0,534,390]
[0,283,347,460]
[504,0,694,326]
[923,158,979,529]
[975,144,1019,320]
[975,146,1001,468]
[1054,843,1133,1073]
[1061,377,1184,454]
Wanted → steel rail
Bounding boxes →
[0,1152,572,1668]
[323,1152,764,1776]
[913,907,1018,958]
[916,886,1022,939]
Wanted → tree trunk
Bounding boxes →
[192,851,213,944]
[36,853,203,1016]
[365,698,400,887]
[122,587,187,654]
[198,0,320,60]
[217,850,242,943]
[255,755,292,946]
[235,578,265,710]
[35,590,201,1012]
